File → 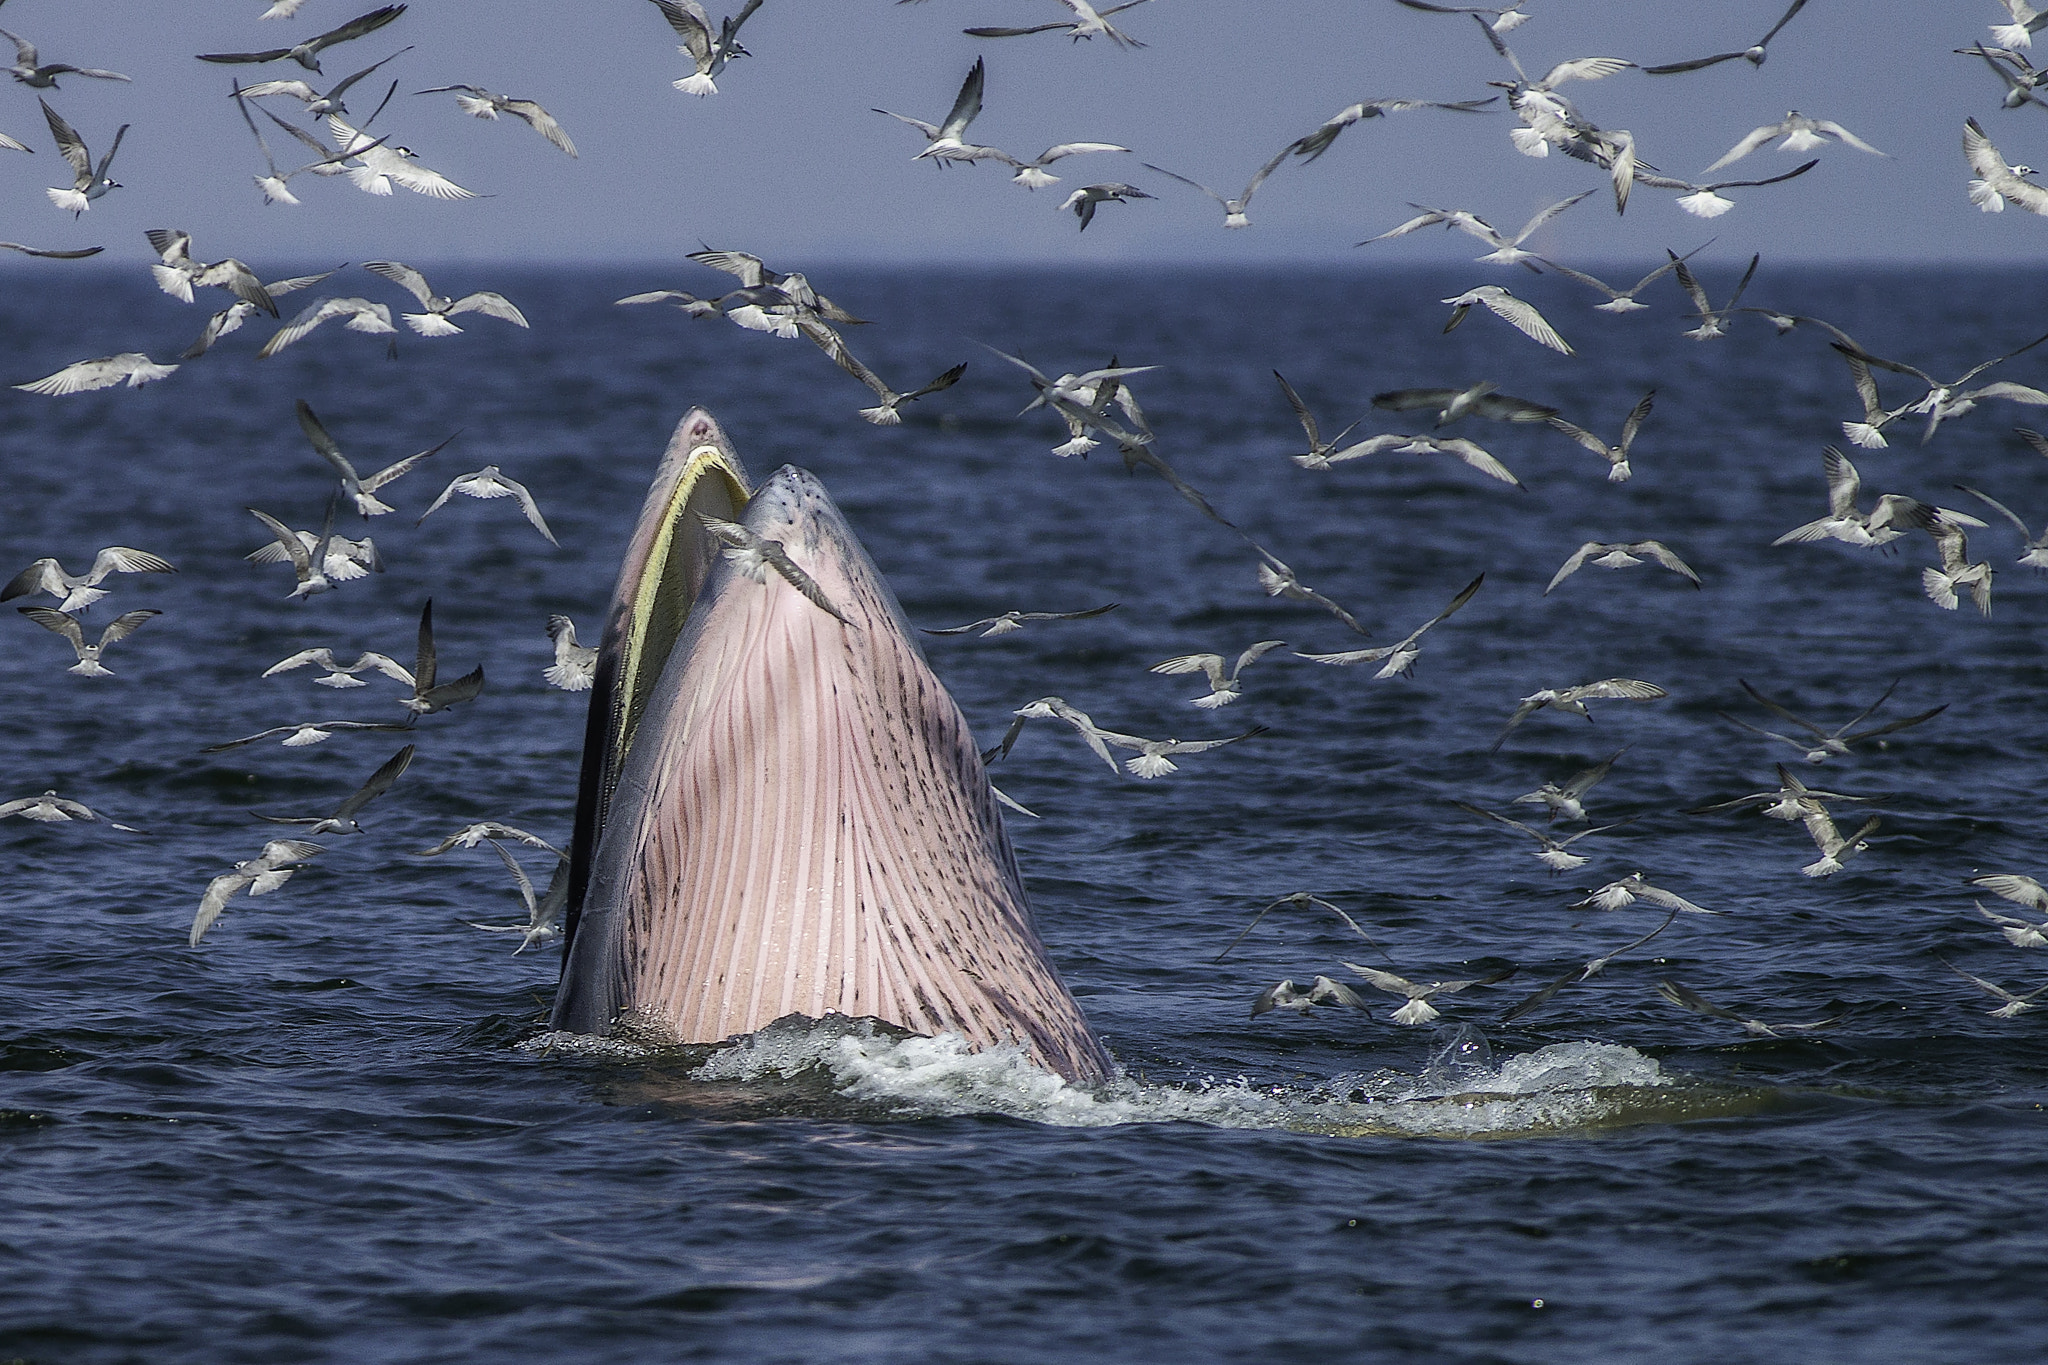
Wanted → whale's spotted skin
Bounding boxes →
[553,415,1111,1083]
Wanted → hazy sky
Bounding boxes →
[0,1,2037,267]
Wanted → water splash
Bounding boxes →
[530,1014,1770,1138]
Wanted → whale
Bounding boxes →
[551,410,1113,1082]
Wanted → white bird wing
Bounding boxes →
[486,473,557,545]
[248,507,313,575]
[1545,542,1602,593]
[16,354,171,396]
[502,98,576,156]
[364,259,436,307]
[1702,122,1786,174]
[939,57,985,142]
[448,292,529,326]
[191,870,256,946]
[375,147,476,200]
[1032,141,1130,165]
[1478,288,1572,353]
[1630,541,1701,585]
[263,647,336,677]
[1560,678,1667,703]
[88,546,175,582]
[1811,119,1885,156]
[1539,56,1634,85]
[1149,652,1228,689]
[1972,874,2048,911]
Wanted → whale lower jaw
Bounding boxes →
[552,417,1112,1083]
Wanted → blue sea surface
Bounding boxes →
[5,264,2048,1363]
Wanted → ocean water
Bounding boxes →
[5,264,2048,1363]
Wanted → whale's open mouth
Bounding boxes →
[552,411,1111,1082]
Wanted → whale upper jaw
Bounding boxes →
[553,416,1111,1083]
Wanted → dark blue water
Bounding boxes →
[7,265,2048,1364]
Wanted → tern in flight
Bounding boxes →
[1216,890,1388,964]
[698,516,856,626]
[1655,980,1842,1037]
[1295,574,1483,679]
[1253,546,1370,637]
[1976,900,2048,950]
[1958,480,2048,569]
[1513,748,1622,824]
[1493,679,1667,752]
[1643,0,1810,74]
[203,719,415,751]
[256,744,414,836]
[1670,251,1760,339]
[418,467,557,546]
[650,0,764,96]
[326,115,475,199]
[1991,1,2048,49]
[1688,764,1878,822]
[0,241,104,259]
[0,790,141,831]
[1964,117,2048,214]
[1546,390,1655,481]
[40,99,126,216]
[417,822,564,859]
[264,647,413,689]
[1439,285,1573,353]
[1941,959,2048,1018]
[3,548,175,614]
[1797,806,1880,878]
[1099,725,1269,779]
[3,27,127,88]
[1717,678,1946,764]
[1286,94,1496,162]
[1922,522,1995,616]
[874,58,994,166]
[1456,802,1630,872]
[1373,382,1557,428]
[1142,149,1291,229]
[1541,246,1707,315]
[1251,977,1368,1017]
[1704,111,1884,172]
[14,353,176,395]
[1058,182,1152,230]
[199,5,407,74]
[1830,330,2048,447]
[1362,190,1591,267]
[398,600,486,716]
[248,503,348,599]
[964,0,1154,49]
[234,89,388,204]
[257,297,397,358]
[415,84,576,155]
[189,839,327,946]
[1149,640,1287,708]
[1545,540,1701,594]
[1343,960,1515,1026]
[364,261,528,336]
[1962,42,2048,110]
[1772,446,1976,548]
[923,603,1118,638]
[296,400,455,515]
[18,607,160,677]
[465,845,570,953]
[237,46,410,119]
[543,616,597,691]
[1633,161,1816,219]
[1574,872,1717,916]
[146,230,276,315]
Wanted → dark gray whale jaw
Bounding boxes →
[552,410,1112,1082]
